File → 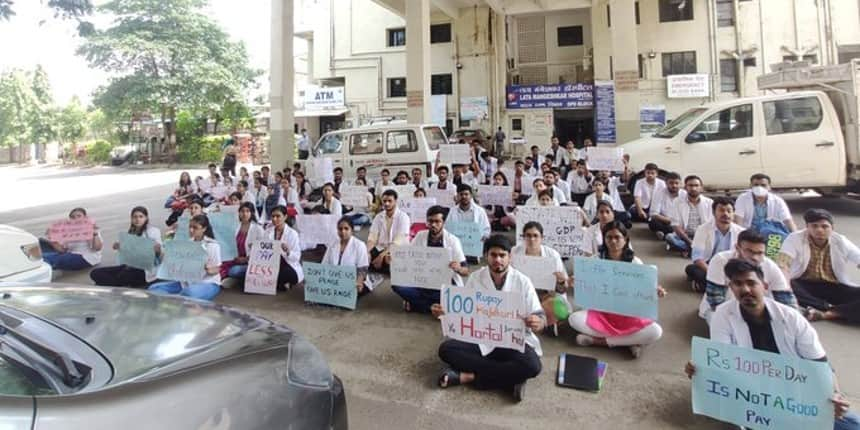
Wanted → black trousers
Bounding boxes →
[571,192,589,208]
[90,265,148,287]
[648,217,674,234]
[369,248,391,274]
[791,279,860,324]
[438,339,541,390]
[278,259,300,289]
[685,264,707,288]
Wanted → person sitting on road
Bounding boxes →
[582,177,626,225]
[647,171,685,239]
[512,221,570,335]
[630,162,666,222]
[39,207,103,272]
[90,206,161,287]
[310,183,343,217]
[685,197,745,292]
[262,205,303,290]
[568,221,667,359]
[148,214,222,301]
[435,234,545,402]
[166,197,206,236]
[408,188,430,240]
[165,171,197,210]
[582,200,616,256]
[322,217,371,298]
[365,189,411,287]
[665,175,713,257]
[525,179,559,206]
[219,202,265,288]
[567,160,592,207]
[777,209,860,324]
[542,169,569,205]
[734,173,797,232]
[447,184,492,241]
[684,259,859,430]
[485,171,516,231]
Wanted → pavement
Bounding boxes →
[1,164,859,430]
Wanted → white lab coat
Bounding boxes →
[670,196,715,232]
[633,178,667,210]
[368,208,411,251]
[650,188,687,218]
[447,201,492,239]
[511,244,567,290]
[734,190,792,228]
[412,229,467,287]
[322,236,370,268]
[698,250,791,321]
[582,192,624,220]
[690,221,746,263]
[779,230,860,286]
[237,222,266,256]
[263,224,304,282]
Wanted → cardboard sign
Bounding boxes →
[209,185,230,200]
[117,233,156,270]
[244,240,281,295]
[477,184,514,207]
[516,206,586,257]
[156,240,208,283]
[511,254,558,291]
[585,147,625,172]
[174,215,190,241]
[445,221,483,257]
[397,197,437,223]
[339,185,370,208]
[440,286,527,352]
[691,336,834,430]
[439,144,472,165]
[379,184,417,199]
[311,157,335,185]
[48,218,94,244]
[294,214,339,247]
[390,245,452,290]
[303,262,358,309]
[427,187,457,207]
[208,212,239,261]
[573,256,659,320]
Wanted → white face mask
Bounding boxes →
[751,185,768,197]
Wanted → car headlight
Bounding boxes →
[20,243,42,261]
[287,336,332,389]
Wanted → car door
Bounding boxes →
[313,132,346,172]
[348,131,385,178]
[681,102,763,189]
[759,94,844,187]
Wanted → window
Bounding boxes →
[557,26,583,46]
[511,118,523,131]
[422,126,446,150]
[430,23,451,43]
[716,0,734,26]
[388,77,406,98]
[350,132,383,155]
[659,0,693,22]
[607,5,611,27]
[431,74,453,95]
[689,104,753,142]
[763,97,823,135]
[720,59,738,92]
[387,28,406,47]
[316,133,344,154]
[662,51,696,76]
[609,56,614,79]
[638,54,646,79]
[782,54,818,64]
[386,130,418,153]
[460,119,471,128]
[635,2,641,24]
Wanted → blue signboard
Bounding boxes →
[506,83,594,109]
[594,81,616,144]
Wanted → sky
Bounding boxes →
[0,0,285,106]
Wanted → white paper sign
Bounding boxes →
[667,74,710,98]
[585,147,625,172]
[516,206,587,257]
[295,214,339,247]
[310,157,335,185]
[244,240,281,295]
[511,254,558,291]
[477,184,513,207]
[439,144,472,165]
[440,286,527,352]
[379,184,417,199]
[339,184,369,208]
[397,197,437,223]
[390,245,452,290]
[427,187,457,207]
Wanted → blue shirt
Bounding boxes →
[691,227,733,262]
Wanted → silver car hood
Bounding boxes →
[0,284,293,385]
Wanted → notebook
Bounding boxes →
[556,353,607,392]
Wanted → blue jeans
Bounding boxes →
[836,412,860,430]
[40,239,93,271]
[665,233,691,252]
[391,286,440,314]
[148,281,221,301]
[347,213,372,227]
[227,264,247,279]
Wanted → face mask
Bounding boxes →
[751,186,768,197]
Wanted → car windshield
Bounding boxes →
[422,126,446,150]
[653,108,708,138]
[0,356,55,396]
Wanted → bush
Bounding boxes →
[86,140,113,164]
[177,134,229,164]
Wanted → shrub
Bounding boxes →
[177,134,229,164]
[86,140,113,164]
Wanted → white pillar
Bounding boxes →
[406,0,432,123]
[593,0,640,144]
[270,0,295,170]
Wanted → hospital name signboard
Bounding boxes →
[506,83,594,109]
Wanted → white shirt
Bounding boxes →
[550,184,568,204]
[66,231,103,266]
[524,195,560,207]
[511,244,567,289]
[241,190,255,205]
[651,188,687,218]
[779,230,860,286]
[322,236,370,268]
[237,222,266,256]
[568,172,592,194]
[412,229,467,287]
[139,225,163,282]
[297,134,310,151]
[368,208,411,251]
[464,266,544,356]
[447,201,492,239]
[264,224,304,283]
[317,197,343,218]
[670,196,715,232]
[710,297,826,360]
[277,188,300,207]
[633,178,667,210]
[581,223,603,256]
[545,145,564,168]
[555,180,572,198]
[699,250,791,321]
[690,221,746,263]
[734,190,793,228]
[582,192,624,220]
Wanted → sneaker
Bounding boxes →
[367,273,384,290]
[513,381,526,403]
[655,231,665,241]
[629,345,643,359]
[575,334,595,346]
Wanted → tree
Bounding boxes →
[77,0,260,161]
[0,0,95,34]
[58,96,88,145]
[0,70,39,161]
[27,65,58,157]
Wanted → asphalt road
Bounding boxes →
[2,164,859,430]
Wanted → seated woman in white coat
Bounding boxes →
[311,182,343,217]
[264,205,304,290]
[221,202,265,286]
[568,221,667,359]
[322,217,371,298]
[511,221,569,334]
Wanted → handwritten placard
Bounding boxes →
[48,218,94,244]
[244,239,280,295]
[117,233,156,270]
[295,214,339,248]
[208,212,239,261]
[209,185,230,200]
[397,197,437,223]
[390,245,451,290]
[303,262,358,310]
[379,184,417,198]
[586,147,625,171]
[573,256,659,320]
[439,144,472,165]
[156,240,207,283]
[427,187,457,207]
[477,184,514,207]
[446,221,483,257]
[440,286,527,352]
[174,215,190,241]
[516,206,586,257]
[339,185,370,208]
[691,336,834,430]
[511,254,558,291]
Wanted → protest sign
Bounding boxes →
[390,245,452,290]
[439,144,472,165]
[573,256,659,320]
[48,217,94,244]
[117,233,156,270]
[295,214,339,247]
[244,240,281,295]
[339,185,370,208]
[209,185,229,200]
[156,240,208,282]
[585,147,625,172]
[311,157,335,185]
[520,175,536,196]
[379,184,417,199]
[303,262,358,309]
[477,184,514,207]
[516,206,585,257]
[691,336,834,430]
[174,215,190,241]
[397,197,437,223]
[511,254,558,291]
[446,221,483,257]
[500,168,534,196]
[208,212,239,261]
[440,286,527,352]
[218,205,239,215]
[427,187,457,207]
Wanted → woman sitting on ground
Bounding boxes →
[90,206,161,287]
[220,202,265,287]
[39,207,103,272]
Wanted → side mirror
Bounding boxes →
[685,132,706,144]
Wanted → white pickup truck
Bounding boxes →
[623,60,860,194]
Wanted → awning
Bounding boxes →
[294,108,349,118]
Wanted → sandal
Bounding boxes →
[804,307,825,322]
[438,368,461,389]
[402,301,412,313]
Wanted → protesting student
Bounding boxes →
[322,217,371,296]
[262,205,304,290]
[90,206,161,287]
[408,188,430,240]
[40,207,102,272]
[447,184,492,240]
[568,221,666,358]
[220,202,265,287]
[685,197,745,292]
[567,160,592,207]
[486,172,516,231]
[165,171,197,210]
[366,189,411,286]
[525,179,559,206]
[647,172,685,239]
[435,235,545,402]
[630,163,666,222]
[684,259,859,430]
[344,177,375,228]
[277,176,301,211]
[734,173,797,232]
[541,169,569,205]
[430,165,453,190]
[512,221,570,335]
[665,175,713,257]
[392,205,469,313]
[166,197,206,236]
[312,182,343,217]
[148,214,222,301]
[582,177,625,223]
[581,201,616,256]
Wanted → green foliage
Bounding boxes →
[0,67,57,149]
[0,0,94,35]
[178,134,227,164]
[58,96,88,144]
[86,139,113,163]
